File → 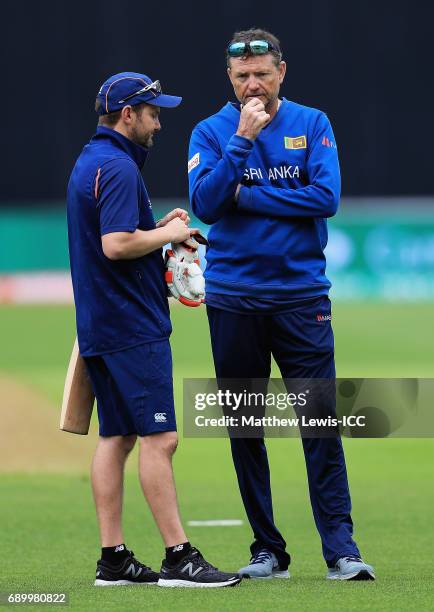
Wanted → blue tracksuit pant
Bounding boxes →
[206,297,360,569]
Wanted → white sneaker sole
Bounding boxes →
[94,579,158,586]
[239,569,290,580]
[327,570,376,581]
[157,578,241,588]
[273,570,290,578]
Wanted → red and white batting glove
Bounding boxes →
[164,235,205,307]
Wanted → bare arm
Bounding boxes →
[102,217,194,260]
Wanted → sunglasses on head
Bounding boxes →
[227,40,278,57]
[118,80,162,104]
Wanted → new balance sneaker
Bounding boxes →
[94,550,159,586]
[327,556,375,581]
[238,549,290,579]
[158,547,242,588]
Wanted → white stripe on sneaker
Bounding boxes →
[94,579,157,586]
[157,577,240,588]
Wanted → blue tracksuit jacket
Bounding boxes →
[188,98,340,300]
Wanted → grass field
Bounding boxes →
[1,303,433,610]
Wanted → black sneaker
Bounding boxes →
[94,550,159,586]
[158,547,242,588]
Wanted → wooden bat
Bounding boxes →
[60,338,95,435]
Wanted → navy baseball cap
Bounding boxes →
[96,71,182,115]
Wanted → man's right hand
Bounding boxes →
[236,98,270,141]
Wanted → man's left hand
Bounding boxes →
[156,208,190,227]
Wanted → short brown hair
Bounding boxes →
[226,28,282,67]
[94,99,148,127]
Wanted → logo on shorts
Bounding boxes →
[154,413,167,423]
[317,313,332,321]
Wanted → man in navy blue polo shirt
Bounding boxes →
[67,72,241,588]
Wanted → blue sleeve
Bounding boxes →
[188,126,254,224]
[237,113,341,218]
[95,158,141,235]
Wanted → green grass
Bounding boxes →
[1,303,434,610]
[1,303,434,396]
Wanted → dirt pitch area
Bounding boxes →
[0,374,97,472]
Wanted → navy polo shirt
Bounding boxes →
[67,126,171,356]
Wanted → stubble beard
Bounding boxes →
[131,127,154,149]
[259,95,279,117]
[143,133,154,148]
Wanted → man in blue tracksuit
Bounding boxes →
[188,29,375,581]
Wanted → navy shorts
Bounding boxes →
[84,340,176,437]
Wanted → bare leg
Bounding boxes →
[91,435,137,547]
[139,432,187,547]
